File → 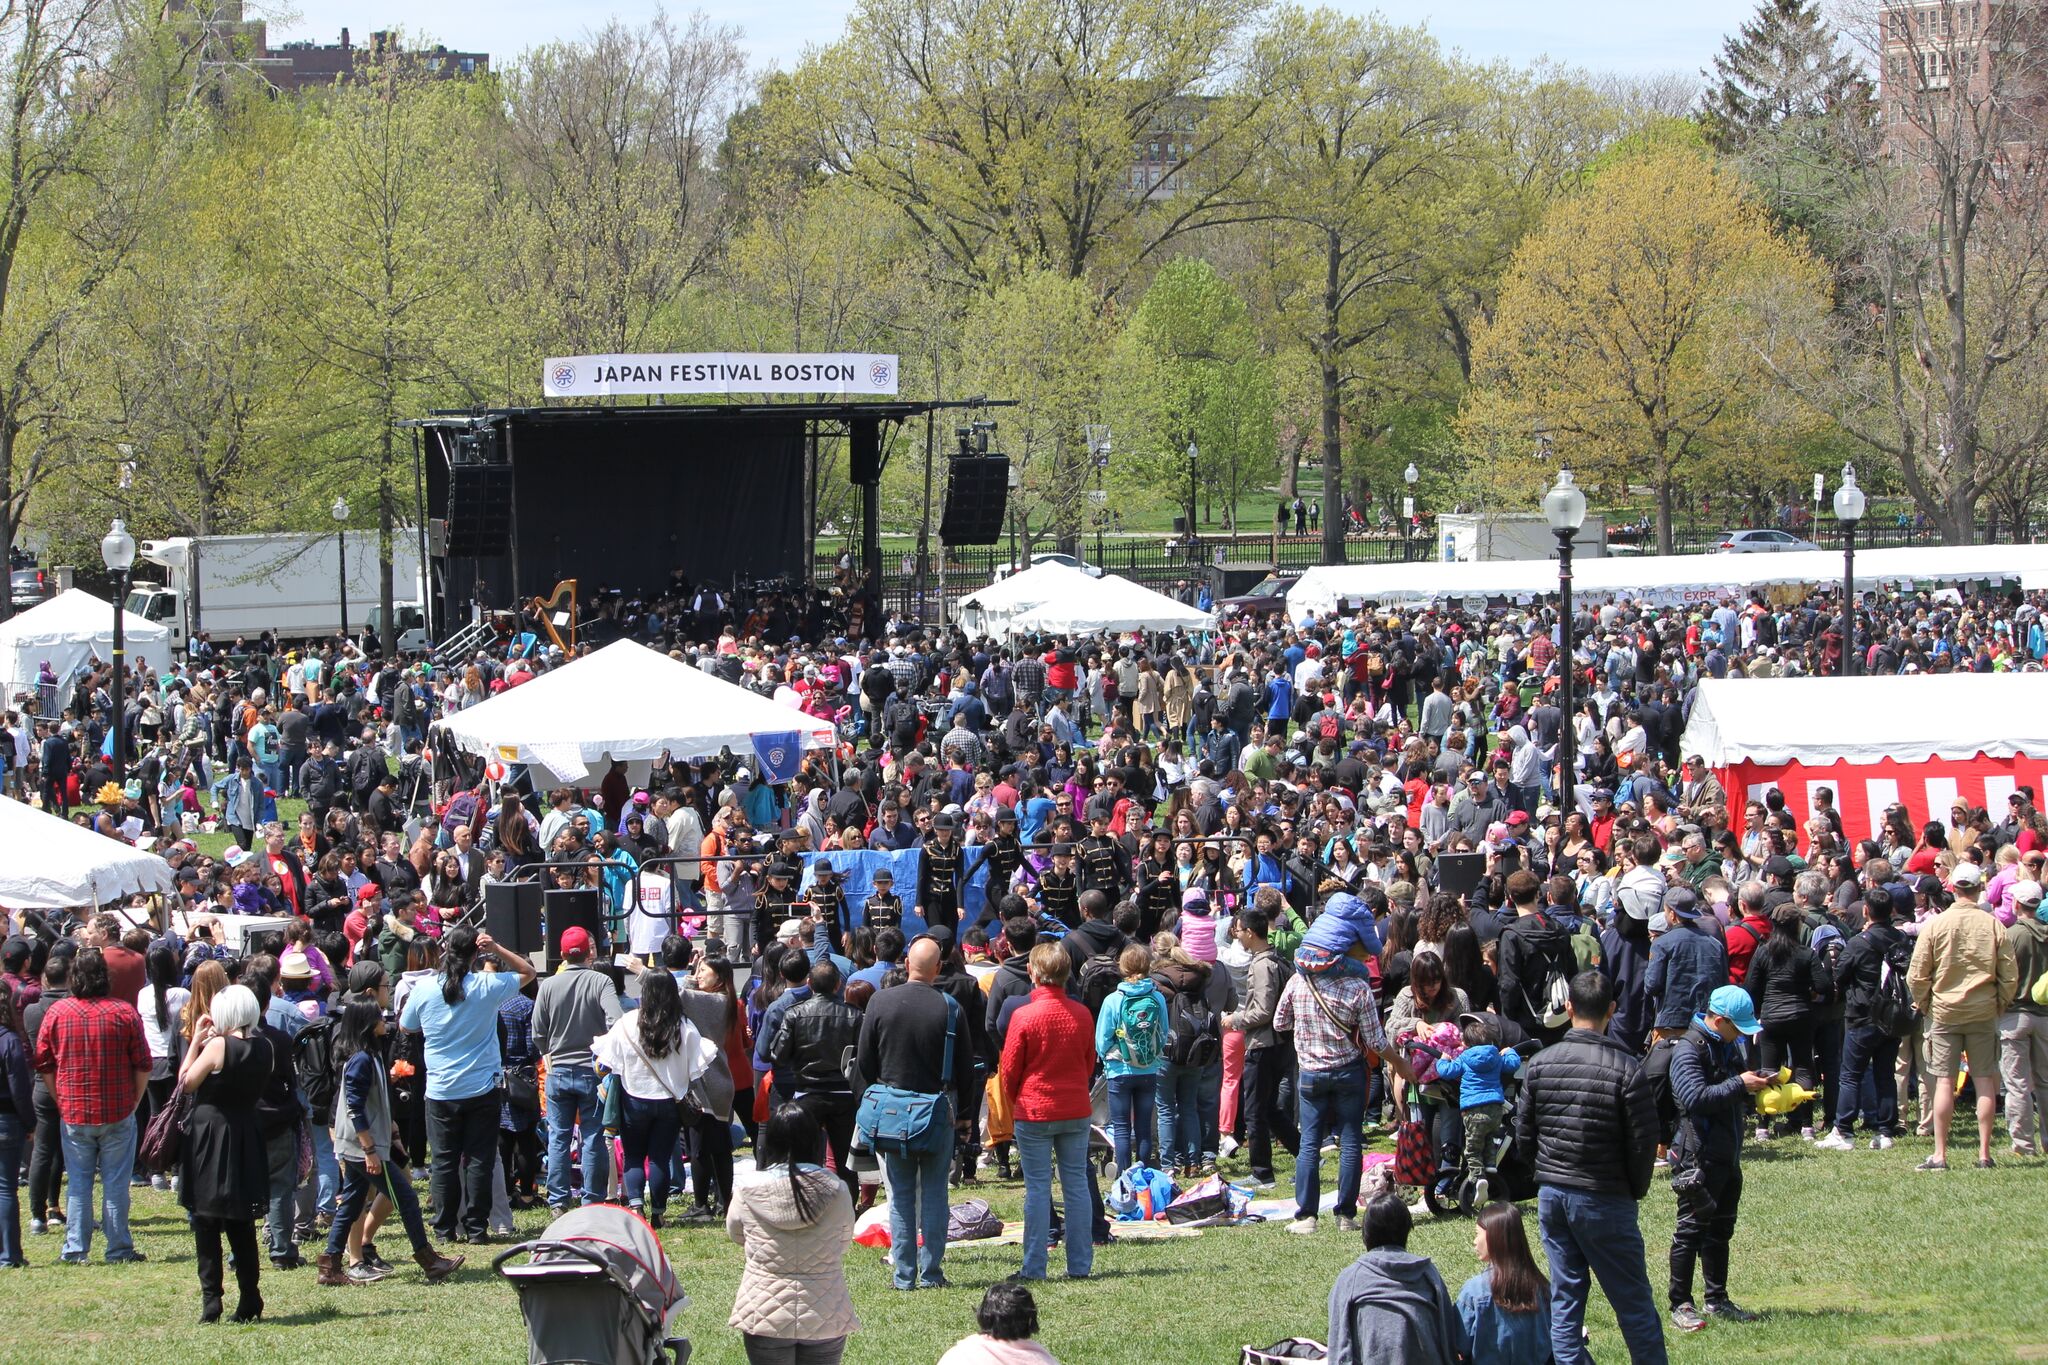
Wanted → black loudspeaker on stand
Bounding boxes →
[939,455,1009,545]
[483,881,543,954]
[545,888,604,961]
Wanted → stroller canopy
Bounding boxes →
[526,1204,684,1323]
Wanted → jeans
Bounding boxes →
[295,1120,340,1235]
[1242,1044,1298,1180]
[1668,1162,1742,1309]
[28,1087,61,1221]
[1155,1063,1203,1169]
[325,1156,431,1257]
[1294,1060,1366,1221]
[426,1092,499,1240]
[545,1065,609,1209]
[620,1094,682,1216]
[879,1093,952,1289]
[60,1117,138,1261]
[1537,1185,1668,1365]
[2000,1011,2048,1149]
[1835,1025,1901,1138]
[0,1110,24,1266]
[1814,1016,1844,1131]
[1014,1116,1093,1280]
[263,1128,299,1258]
[1104,1073,1157,1173]
[741,1336,847,1365]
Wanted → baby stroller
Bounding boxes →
[1404,1018,1542,1218]
[495,1205,692,1365]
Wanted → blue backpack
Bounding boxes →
[1114,989,1166,1071]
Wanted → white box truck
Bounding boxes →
[125,531,426,650]
[1436,512,1607,563]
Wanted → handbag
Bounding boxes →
[1394,1106,1435,1189]
[502,1062,541,1114]
[139,1086,193,1174]
[599,1070,625,1137]
[622,1022,702,1124]
[855,993,959,1156]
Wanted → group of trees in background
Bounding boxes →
[4,0,2045,623]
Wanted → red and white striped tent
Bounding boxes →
[1681,674,2048,851]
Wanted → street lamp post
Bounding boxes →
[100,518,136,783]
[1186,442,1199,566]
[1403,462,1419,562]
[332,496,351,644]
[1543,470,1587,817]
[1833,463,1865,677]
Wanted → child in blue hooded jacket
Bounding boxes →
[1294,890,1383,980]
[1433,1016,1523,1202]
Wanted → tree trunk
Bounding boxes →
[0,422,14,624]
[379,419,396,657]
[1654,440,1676,557]
[1320,232,1345,567]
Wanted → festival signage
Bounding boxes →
[542,352,900,398]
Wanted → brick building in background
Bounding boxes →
[164,2,489,92]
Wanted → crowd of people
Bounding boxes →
[1,568,2045,1364]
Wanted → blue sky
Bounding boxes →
[270,1,1766,78]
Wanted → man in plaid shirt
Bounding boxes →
[1274,966,1413,1237]
[34,947,151,1264]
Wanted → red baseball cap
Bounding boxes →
[559,926,592,957]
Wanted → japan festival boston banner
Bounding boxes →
[542,351,900,398]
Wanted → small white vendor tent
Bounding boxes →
[0,588,172,711]
[0,795,178,909]
[437,639,837,784]
[955,561,1096,637]
[1003,573,1213,636]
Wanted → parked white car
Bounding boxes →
[993,552,1104,578]
[1714,529,1821,553]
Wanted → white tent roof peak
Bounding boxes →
[1003,572,1213,637]
[1681,674,2048,768]
[436,638,836,783]
[0,795,178,909]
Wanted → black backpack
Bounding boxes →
[1166,988,1222,1068]
[293,1014,341,1124]
[1079,950,1123,1016]
[1870,937,1920,1038]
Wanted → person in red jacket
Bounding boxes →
[1723,881,1774,986]
[999,943,1096,1281]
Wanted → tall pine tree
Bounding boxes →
[1702,0,1866,151]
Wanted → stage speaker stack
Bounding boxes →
[445,463,514,556]
[483,881,543,954]
[939,454,1010,545]
[849,417,884,485]
[544,887,604,961]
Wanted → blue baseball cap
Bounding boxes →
[1707,985,1761,1036]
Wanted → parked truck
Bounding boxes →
[125,531,426,649]
[1436,512,1607,563]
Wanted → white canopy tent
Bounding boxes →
[1003,572,1214,637]
[1287,541,2048,618]
[437,639,837,785]
[1680,674,2048,768]
[0,588,173,712]
[955,561,1096,638]
[0,795,178,909]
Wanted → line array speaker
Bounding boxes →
[939,455,1009,545]
[445,463,514,556]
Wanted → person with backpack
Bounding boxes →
[1496,890,1577,1048]
[1817,887,1911,1151]
[1095,945,1167,1177]
[1742,903,1826,1140]
[1792,870,1850,1132]
[1062,890,1129,1014]
[1665,987,1773,1335]
[1999,880,2048,1156]
[1148,931,1229,1179]
[855,937,962,1291]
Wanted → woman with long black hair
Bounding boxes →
[726,1104,857,1365]
[136,944,190,1176]
[0,982,31,1268]
[396,926,535,1245]
[593,970,712,1228]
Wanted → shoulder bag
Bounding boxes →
[622,1020,703,1125]
[855,992,961,1157]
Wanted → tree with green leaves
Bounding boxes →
[277,54,498,652]
[1250,7,1471,564]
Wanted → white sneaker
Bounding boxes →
[1470,1176,1490,1209]
[150,1175,170,1192]
[1813,1131,1855,1151]
[1217,1135,1241,1160]
[1800,1127,1815,1142]
[1286,1216,1318,1235]
[1753,1126,1770,1142]
[1871,1135,1895,1151]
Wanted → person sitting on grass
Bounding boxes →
[1327,1194,1466,1365]
[1458,1202,1552,1365]
[936,1280,1062,1364]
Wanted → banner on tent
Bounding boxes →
[751,731,804,785]
[1718,752,2048,854]
[542,352,899,398]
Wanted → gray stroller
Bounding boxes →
[495,1205,692,1364]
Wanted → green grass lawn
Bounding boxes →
[15,1119,2044,1364]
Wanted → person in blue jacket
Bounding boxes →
[1666,985,1773,1335]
